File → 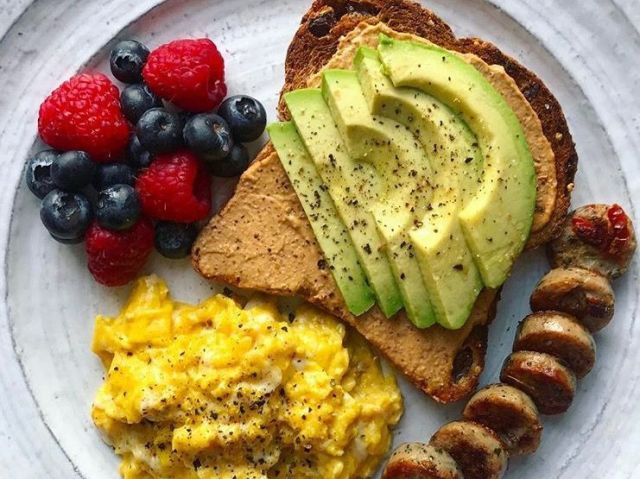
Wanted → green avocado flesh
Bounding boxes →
[267,122,376,315]
[268,35,536,329]
[284,89,403,318]
[378,35,536,288]
[355,47,484,329]
[321,68,436,328]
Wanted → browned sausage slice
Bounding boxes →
[514,311,596,378]
[463,383,542,456]
[500,351,576,415]
[530,267,615,332]
[429,420,508,479]
[382,443,463,479]
[548,204,636,279]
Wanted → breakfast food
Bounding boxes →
[38,72,131,161]
[429,421,508,479]
[192,0,578,402]
[381,203,636,478]
[382,443,462,479]
[28,36,266,285]
[462,384,542,456]
[513,312,596,378]
[500,351,577,415]
[549,204,636,279]
[530,267,615,332]
[91,276,402,479]
[142,38,227,112]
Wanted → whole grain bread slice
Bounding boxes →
[192,0,577,403]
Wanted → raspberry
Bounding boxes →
[143,38,226,112]
[135,150,211,222]
[38,73,131,162]
[85,217,154,287]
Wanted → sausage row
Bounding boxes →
[382,204,636,479]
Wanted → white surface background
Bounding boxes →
[0,1,638,478]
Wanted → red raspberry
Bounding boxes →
[38,73,130,163]
[136,150,211,222]
[85,217,154,287]
[143,38,226,112]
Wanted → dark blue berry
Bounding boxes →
[154,221,199,259]
[110,40,149,84]
[120,83,163,124]
[208,144,251,177]
[25,150,58,199]
[40,189,92,241]
[95,184,141,231]
[217,95,267,142]
[50,232,84,245]
[127,134,153,169]
[93,163,136,190]
[183,113,233,162]
[136,108,184,154]
[51,151,96,191]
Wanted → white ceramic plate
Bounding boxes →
[1,0,639,477]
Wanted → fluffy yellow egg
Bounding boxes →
[91,276,403,479]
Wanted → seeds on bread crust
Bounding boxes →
[514,311,596,378]
[463,383,542,456]
[429,421,508,479]
[530,267,614,332]
[500,351,576,415]
[382,443,463,479]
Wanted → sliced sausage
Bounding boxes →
[500,351,576,415]
[429,420,508,479]
[548,204,636,279]
[514,311,596,378]
[530,267,614,332]
[463,383,542,456]
[382,443,463,479]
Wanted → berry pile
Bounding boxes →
[27,38,266,286]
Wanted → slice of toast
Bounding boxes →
[192,0,577,403]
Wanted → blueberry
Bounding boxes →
[49,233,84,245]
[25,150,58,199]
[40,189,93,241]
[93,163,136,190]
[120,83,163,124]
[126,134,153,169]
[183,113,234,162]
[208,144,251,178]
[95,184,141,231]
[51,151,96,191]
[110,40,149,84]
[136,108,184,154]
[154,221,199,259]
[217,95,267,142]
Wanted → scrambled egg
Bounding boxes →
[91,276,403,479]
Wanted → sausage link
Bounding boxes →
[382,443,463,479]
[514,311,596,378]
[429,420,508,479]
[530,267,614,332]
[463,383,542,456]
[500,351,576,415]
[548,204,636,279]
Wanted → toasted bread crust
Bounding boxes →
[279,0,577,247]
[193,0,577,403]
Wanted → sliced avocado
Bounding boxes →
[378,35,536,288]
[284,89,403,318]
[356,48,484,329]
[321,69,436,328]
[268,122,376,315]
